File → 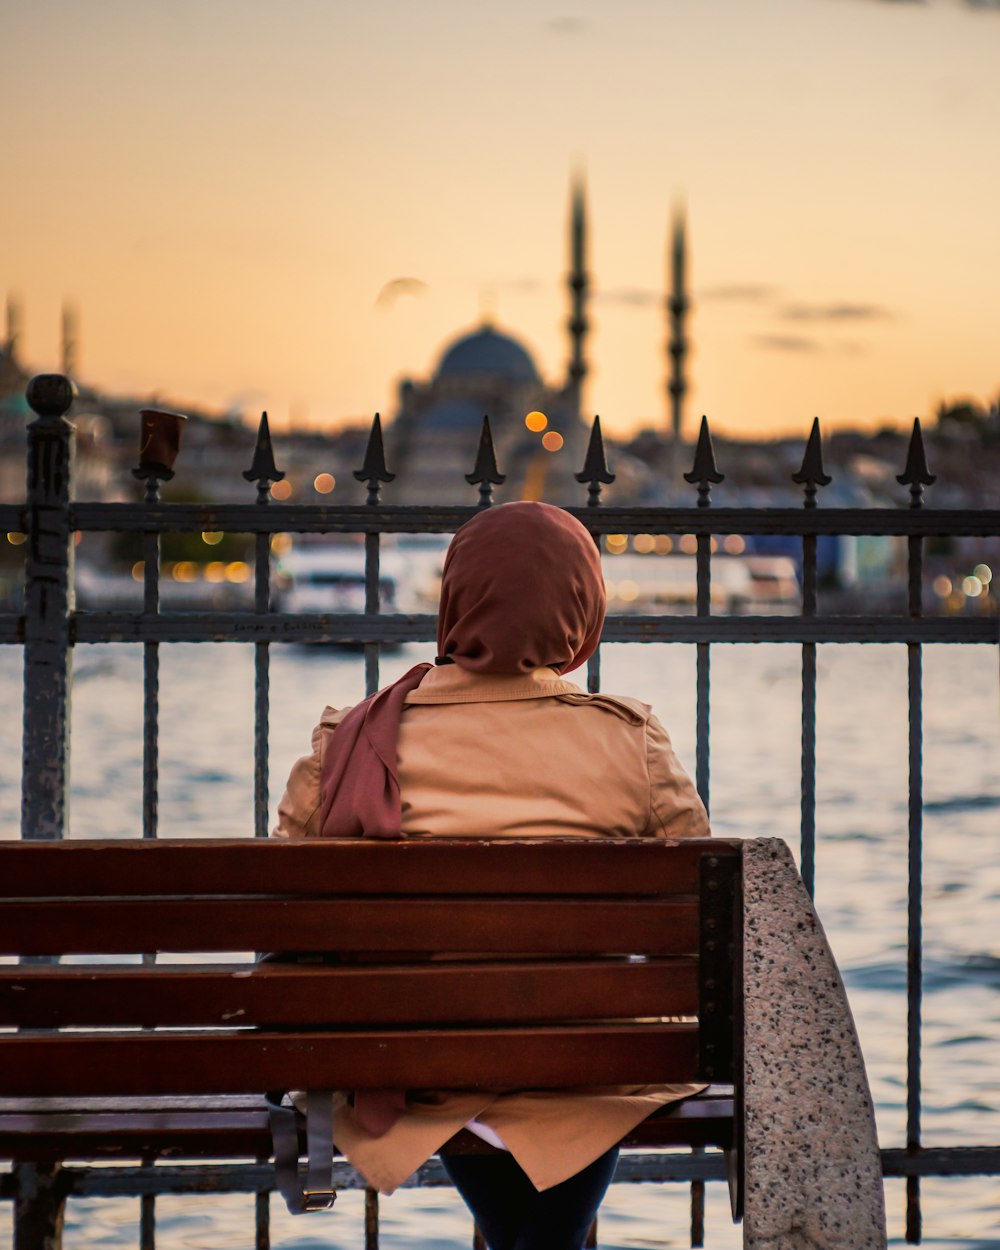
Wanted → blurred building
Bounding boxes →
[390,321,588,504]
[388,179,593,504]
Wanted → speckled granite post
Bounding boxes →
[742,838,886,1250]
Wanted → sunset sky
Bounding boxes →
[3,0,999,440]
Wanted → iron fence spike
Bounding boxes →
[791,417,832,497]
[464,415,507,499]
[243,412,285,486]
[574,416,615,506]
[683,415,725,490]
[353,414,395,495]
[896,418,936,492]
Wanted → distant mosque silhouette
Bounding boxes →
[388,178,688,504]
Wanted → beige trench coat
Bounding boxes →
[273,664,711,1193]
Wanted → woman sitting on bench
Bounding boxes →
[274,501,710,1250]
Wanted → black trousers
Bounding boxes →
[440,1146,619,1250]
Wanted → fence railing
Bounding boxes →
[2,374,999,1249]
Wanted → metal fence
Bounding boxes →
[2,373,999,1248]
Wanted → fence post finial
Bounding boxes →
[575,415,615,506]
[353,413,394,505]
[465,415,506,507]
[792,417,832,507]
[25,373,76,420]
[243,411,285,501]
[896,417,935,507]
[683,415,724,507]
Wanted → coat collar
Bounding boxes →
[404,664,584,705]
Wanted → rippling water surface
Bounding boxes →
[2,642,997,1248]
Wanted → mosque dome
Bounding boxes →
[435,326,539,386]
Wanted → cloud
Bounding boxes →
[854,0,1000,11]
[753,334,822,353]
[779,302,894,323]
[696,283,779,303]
[375,277,429,309]
[596,287,661,308]
[599,283,780,309]
[546,16,587,34]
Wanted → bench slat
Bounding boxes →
[4,1024,699,1096]
[0,898,699,956]
[0,1089,735,1161]
[0,958,699,1028]
[0,837,733,899]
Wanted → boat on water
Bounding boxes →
[274,544,399,617]
[602,553,800,614]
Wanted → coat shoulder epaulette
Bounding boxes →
[553,690,650,725]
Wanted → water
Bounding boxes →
[2,641,998,1248]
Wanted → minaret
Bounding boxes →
[666,204,689,450]
[61,301,78,379]
[566,172,589,418]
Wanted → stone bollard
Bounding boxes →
[742,839,887,1250]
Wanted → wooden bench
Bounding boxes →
[0,837,743,1233]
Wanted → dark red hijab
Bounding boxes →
[437,501,605,674]
[317,502,605,840]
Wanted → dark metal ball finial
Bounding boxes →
[26,374,76,419]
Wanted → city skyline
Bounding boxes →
[3,0,999,439]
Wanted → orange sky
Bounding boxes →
[3,0,999,440]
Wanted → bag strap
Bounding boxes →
[265,1090,337,1214]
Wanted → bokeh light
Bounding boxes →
[962,576,983,598]
[313,473,336,494]
[633,534,655,554]
[723,534,746,555]
[605,534,628,554]
[6,532,26,546]
[679,534,698,555]
[541,431,564,452]
[271,480,293,501]
[524,411,548,433]
[932,576,952,598]
[947,589,967,612]
[201,531,223,545]
[973,563,992,585]
[205,562,226,583]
